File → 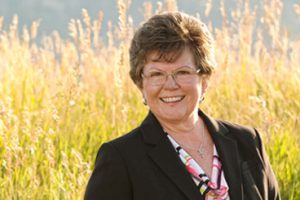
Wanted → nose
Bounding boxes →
[164,74,179,88]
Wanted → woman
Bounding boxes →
[85,12,280,200]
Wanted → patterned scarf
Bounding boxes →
[167,135,230,200]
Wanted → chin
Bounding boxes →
[159,110,187,122]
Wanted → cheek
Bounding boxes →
[142,85,159,101]
[189,83,202,93]
[186,84,203,102]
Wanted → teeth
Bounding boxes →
[161,96,183,103]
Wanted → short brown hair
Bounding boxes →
[129,12,217,88]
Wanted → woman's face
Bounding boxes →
[141,48,208,124]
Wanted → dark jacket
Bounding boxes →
[85,110,281,200]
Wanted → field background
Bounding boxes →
[0,0,300,199]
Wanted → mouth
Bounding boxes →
[160,96,185,103]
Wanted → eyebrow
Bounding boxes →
[145,66,196,73]
[150,65,194,70]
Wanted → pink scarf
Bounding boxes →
[167,135,230,200]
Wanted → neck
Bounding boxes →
[157,111,200,135]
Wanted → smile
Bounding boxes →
[160,96,184,103]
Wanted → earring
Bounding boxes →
[143,97,147,105]
[199,96,205,103]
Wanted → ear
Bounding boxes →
[201,78,209,96]
[138,87,148,105]
[138,86,146,100]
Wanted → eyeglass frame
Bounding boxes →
[141,66,201,86]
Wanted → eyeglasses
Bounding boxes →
[142,66,201,86]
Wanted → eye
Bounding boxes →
[176,69,193,76]
[148,71,164,77]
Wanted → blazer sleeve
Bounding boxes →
[254,129,281,200]
[84,142,132,200]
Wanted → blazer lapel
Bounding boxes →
[140,110,243,200]
[141,112,202,200]
[199,110,243,200]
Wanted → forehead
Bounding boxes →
[144,48,196,70]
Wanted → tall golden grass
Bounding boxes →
[0,0,299,199]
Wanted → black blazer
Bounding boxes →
[85,110,281,200]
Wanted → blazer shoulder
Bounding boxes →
[108,127,142,146]
[217,119,258,141]
[103,126,146,157]
[216,119,266,162]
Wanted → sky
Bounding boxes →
[0,0,299,40]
